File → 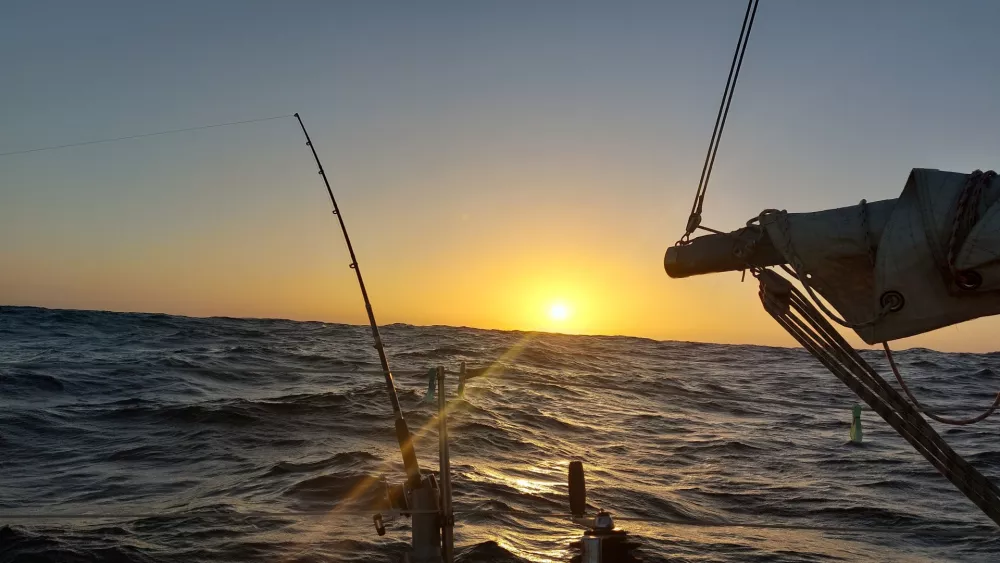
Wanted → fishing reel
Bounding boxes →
[372,476,406,536]
[372,474,441,537]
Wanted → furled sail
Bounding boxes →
[667,168,1000,344]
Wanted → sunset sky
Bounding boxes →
[3,1,1000,352]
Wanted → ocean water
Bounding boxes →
[2,305,999,562]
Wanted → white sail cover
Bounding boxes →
[762,168,1000,344]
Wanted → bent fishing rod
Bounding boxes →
[294,113,423,489]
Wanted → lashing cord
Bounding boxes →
[947,170,997,288]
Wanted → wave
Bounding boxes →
[283,472,385,508]
[455,541,530,563]
[2,305,998,561]
[0,525,160,563]
[264,451,380,477]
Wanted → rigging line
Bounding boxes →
[698,0,758,219]
[883,342,1000,426]
[0,114,295,158]
[682,0,759,241]
[688,0,753,221]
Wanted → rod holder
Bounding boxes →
[437,367,455,563]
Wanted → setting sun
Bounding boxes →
[548,302,571,322]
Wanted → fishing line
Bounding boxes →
[0,114,294,158]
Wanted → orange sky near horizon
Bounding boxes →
[2,155,995,355]
[1,109,996,353]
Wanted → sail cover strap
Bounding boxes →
[756,269,1000,527]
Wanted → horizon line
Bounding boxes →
[0,302,953,355]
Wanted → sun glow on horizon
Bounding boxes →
[548,302,571,322]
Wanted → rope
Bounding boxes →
[947,170,997,287]
[0,114,295,158]
[883,343,1000,426]
[679,0,759,244]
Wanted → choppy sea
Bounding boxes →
[2,305,1000,562]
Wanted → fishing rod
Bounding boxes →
[294,113,423,489]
